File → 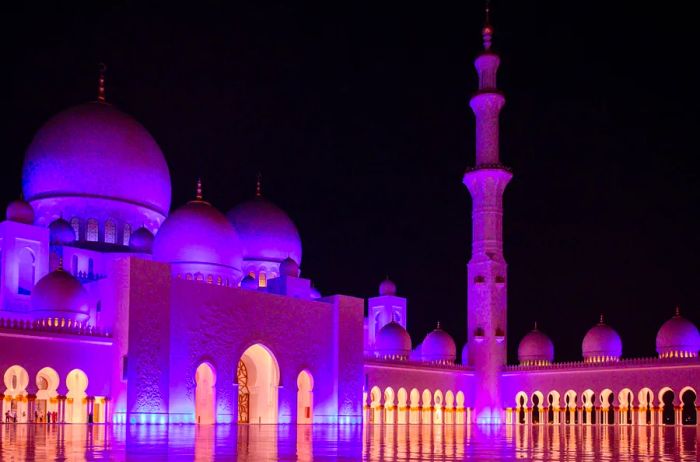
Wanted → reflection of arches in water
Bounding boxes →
[680,387,697,425]
[36,367,60,423]
[65,369,88,423]
[195,363,216,424]
[660,388,675,425]
[237,344,279,424]
[296,370,313,424]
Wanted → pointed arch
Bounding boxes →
[296,370,313,424]
[195,362,216,424]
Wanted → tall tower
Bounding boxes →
[463,5,512,424]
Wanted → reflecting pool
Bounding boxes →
[0,423,697,461]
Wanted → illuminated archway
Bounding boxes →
[370,386,382,424]
[638,387,654,425]
[17,247,36,295]
[433,390,444,424]
[515,391,528,424]
[659,387,675,425]
[384,387,395,424]
[581,389,595,425]
[65,369,88,423]
[237,344,279,424]
[3,365,29,423]
[618,388,634,425]
[397,388,408,424]
[599,388,614,425]
[444,390,455,425]
[409,388,420,424]
[680,387,697,425]
[421,389,432,424]
[455,391,465,424]
[564,390,577,425]
[195,363,216,424]
[296,370,313,424]
[547,391,561,424]
[36,367,59,423]
[531,391,544,424]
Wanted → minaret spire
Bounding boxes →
[463,2,511,424]
[97,63,107,103]
[195,178,203,201]
[482,0,493,50]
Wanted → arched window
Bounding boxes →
[206,274,213,284]
[17,247,35,295]
[259,271,267,288]
[70,218,80,240]
[195,273,204,282]
[104,220,116,244]
[216,276,222,286]
[86,219,98,242]
[122,224,131,246]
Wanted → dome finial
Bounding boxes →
[482,0,493,50]
[255,172,262,198]
[533,321,538,331]
[599,313,605,324]
[436,321,441,329]
[195,177,203,201]
[675,305,681,317]
[58,256,64,270]
[97,63,107,103]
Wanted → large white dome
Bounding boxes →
[517,325,554,365]
[30,267,89,323]
[656,309,700,358]
[22,102,171,227]
[421,323,457,364]
[227,197,301,265]
[375,321,412,360]
[582,316,622,363]
[153,197,243,277]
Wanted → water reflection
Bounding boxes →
[0,423,696,460]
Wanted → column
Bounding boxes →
[58,395,66,423]
[27,394,36,423]
[87,397,95,423]
[675,406,682,426]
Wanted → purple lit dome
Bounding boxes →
[656,309,700,358]
[153,199,242,271]
[582,316,622,362]
[227,197,302,265]
[49,218,76,245]
[31,266,89,322]
[518,324,554,365]
[279,257,300,277]
[375,321,412,359]
[129,226,155,253]
[379,278,397,296]
[310,287,322,300]
[421,323,457,363]
[6,198,35,224]
[22,102,171,222]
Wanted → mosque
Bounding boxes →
[1,14,698,429]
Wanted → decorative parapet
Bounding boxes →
[503,355,699,372]
[0,317,111,338]
[364,355,473,371]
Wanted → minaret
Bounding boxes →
[463,4,512,424]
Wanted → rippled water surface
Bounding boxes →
[0,423,697,461]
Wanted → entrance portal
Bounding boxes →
[237,344,279,424]
[296,370,313,424]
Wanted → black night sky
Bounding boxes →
[3,2,699,363]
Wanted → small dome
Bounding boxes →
[31,267,89,322]
[518,324,554,365]
[375,321,412,359]
[461,342,469,365]
[129,226,154,253]
[279,257,300,277]
[310,287,321,299]
[379,278,397,296]
[22,102,171,220]
[48,218,76,245]
[421,323,457,364]
[6,199,35,224]
[240,274,258,290]
[582,315,622,362]
[227,194,302,264]
[153,197,242,272]
[656,308,700,358]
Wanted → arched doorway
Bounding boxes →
[680,387,697,425]
[195,363,216,424]
[65,369,88,423]
[296,370,313,424]
[516,392,527,424]
[3,365,29,422]
[17,247,35,295]
[36,367,60,423]
[237,344,279,424]
[660,388,675,425]
[397,388,408,424]
[384,387,395,424]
